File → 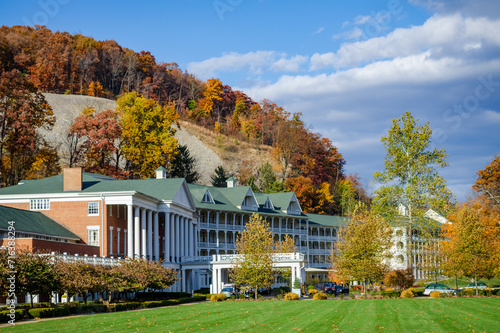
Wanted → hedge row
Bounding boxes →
[0,296,206,323]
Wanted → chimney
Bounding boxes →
[155,166,167,179]
[63,167,83,191]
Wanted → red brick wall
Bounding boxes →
[0,238,100,256]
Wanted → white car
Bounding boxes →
[460,282,488,290]
[423,283,457,296]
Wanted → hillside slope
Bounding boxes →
[39,94,271,185]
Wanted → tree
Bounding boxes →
[168,144,199,183]
[211,165,230,187]
[0,69,55,187]
[441,200,500,295]
[330,208,393,294]
[285,176,334,214]
[118,92,179,178]
[55,260,103,304]
[383,269,415,290]
[15,249,59,307]
[338,179,357,217]
[230,213,294,299]
[473,155,500,208]
[68,107,124,177]
[373,111,452,273]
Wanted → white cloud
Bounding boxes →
[312,27,324,34]
[187,51,310,79]
[310,14,500,70]
[483,110,500,123]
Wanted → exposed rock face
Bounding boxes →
[39,93,221,185]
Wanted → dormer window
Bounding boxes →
[240,188,258,211]
[264,197,274,210]
[285,193,302,215]
[201,189,215,204]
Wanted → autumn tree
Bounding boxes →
[473,155,500,208]
[383,269,415,290]
[55,260,103,304]
[285,176,334,214]
[68,107,124,177]
[373,111,452,272]
[441,200,500,295]
[230,213,295,299]
[330,208,393,293]
[116,259,178,293]
[15,249,59,307]
[211,165,230,187]
[338,179,357,217]
[0,69,56,187]
[118,92,179,178]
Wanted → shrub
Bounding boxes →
[308,288,318,296]
[429,291,442,299]
[0,309,26,323]
[114,302,141,311]
[28,308,56,319]
[284,292,300,301]
[381,290,400,298]
[400,289,414,299]
[313,292,327,300]
[307,285,316,291]
[485,290,493,297]
[210,293,227,302]
[463,289,475,297]
[239,293,246,300]
[257,294,264,300]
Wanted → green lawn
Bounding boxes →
[2,298,499,332]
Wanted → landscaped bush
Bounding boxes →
[210,293,227,302]
[114,302,141,311]
[313,292,327,300]
[308,288,318,296]
[408,287,424,297]
[0,309,27,323]
[400,289,414,299]
[193,288,210,294]
[239,293,247,300]
[463,289,475,297]
[284,292,300,301]
[381,290,400,298]
[429,291,442,299]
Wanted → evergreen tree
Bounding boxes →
[211,165,229,187]
[168,144,199,183]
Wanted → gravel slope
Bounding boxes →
[39,93,221,185]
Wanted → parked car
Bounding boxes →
[460,282,488,290]
[336,284,349,295]
[221,286,238,298]
[423,283,457,296]
[323,282,336,294]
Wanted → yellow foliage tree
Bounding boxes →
[118,92,179,178]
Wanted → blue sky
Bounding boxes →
[1,0,499,201]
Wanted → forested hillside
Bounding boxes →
[0,25,369,215]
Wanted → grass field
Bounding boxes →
[2,298,499,332]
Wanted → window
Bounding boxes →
[201,190,214,204]
[88,202,99,216]
[30,199,50,210]
[87,226,99,246]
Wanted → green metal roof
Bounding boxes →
[0,205,80,239]
[0,173,185,202]
[306,213,348,228]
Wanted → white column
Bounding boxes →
[127,205,133,258]
[109,226,114,255]
[117,228,121,256]
[175,214,180,263]
[134,206,140,258]
[164,213,170,262]
[291,265,296,285]
[170,214,175,263]
[194,223,198,256]
[184,218,189,258]
[124,229,127,256]
[180,216,185,259]
[189,220,194,256]
[141,208,147,258]
[154,212,160,261]
[181,270,186,292]
[147,210,153,260]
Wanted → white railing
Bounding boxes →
[42,252,124,266]
[214,252,305,262]
[181,256,212,264]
